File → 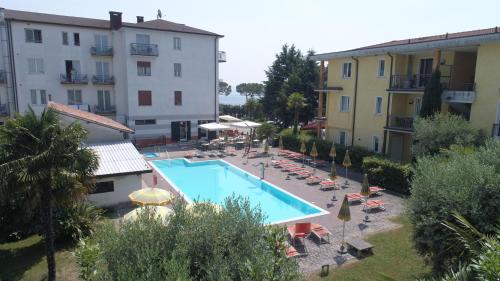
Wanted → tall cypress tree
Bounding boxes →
[419,69,443,118]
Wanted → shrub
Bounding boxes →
[408,140,500,272]
[76,197,301,281]
[413,113,485,156]
[54,201,103,242]
[362,156,412,194]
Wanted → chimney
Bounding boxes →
[109,11,122,30]
[136,16,144,23]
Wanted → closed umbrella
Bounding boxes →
[128,187,174,206]
[338,195,351,253]
[310,142,319,166]
[360,174,371,222]
[300,140,307,167]
[330,164,338,201]
[123,206,173,222]
[329,144,337,162]
[342,150,352,185]
[279,135,284,152]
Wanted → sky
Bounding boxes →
[4,0,500,95]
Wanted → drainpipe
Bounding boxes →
[350,56,359,146]
[214,37,218,122]
[382,53,393,154]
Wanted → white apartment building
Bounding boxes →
[0,8,225,146]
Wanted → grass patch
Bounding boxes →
[311,216,431,281]
[0,235,79,281]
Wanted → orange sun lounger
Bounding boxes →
[362,200,386,211]
[310,223,331,244]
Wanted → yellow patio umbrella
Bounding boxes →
[278,135,284,151]
[310,142,319,166]
[300,140,307,166]
[123,205,173,222]
[360,174,371,223]
[128,187,174,206]
[342,149,352,185]
[338,195,351,253]
[329,144,337,162]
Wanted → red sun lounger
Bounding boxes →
[310,223,331,244]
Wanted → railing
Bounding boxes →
[60,74,89,84]
[92,75,115,85]
[0,70,6,83]
[130,43,159,56]
[90,46,113,56]
[0,104,9,116]
[493,124,500,138]
[315,107,326,118]
[386,115,414,131]
[389,74,433,90]
[218,51,226,62]
[68,104,90,112]
[94,105,116,114]
[442,90,475,103]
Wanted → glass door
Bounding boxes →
[418,58,433,87]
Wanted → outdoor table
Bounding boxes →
[346,239,374,257]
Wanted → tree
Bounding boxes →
[287,92,306,134]
[419,70,443,118]
[0,108,99,281]
[408,140,500,272]
[244,97,263,120]
[218,81,232,96]
[236,83,264,101]
[413,113,485,156]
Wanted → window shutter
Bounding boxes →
[186,121,191,140]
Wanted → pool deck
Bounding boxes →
[141,145,406,274]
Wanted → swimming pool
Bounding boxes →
[150,158,328,224]
[144,152,159,158]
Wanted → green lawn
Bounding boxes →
[0,235,79,281]
[311,216,431,281]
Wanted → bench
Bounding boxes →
[346,239,374,257]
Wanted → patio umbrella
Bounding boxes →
[338,194,351,253]
[329,144,337,162]
[300,140,307,167]
[342,150,352,185]
[128,187,174,206]
[330,164,338,201]
[123,206,173,222]
[278,135,284,152]
[360,174,371,222]
[310,142,319,166]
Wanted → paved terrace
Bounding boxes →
[139,144,406,274]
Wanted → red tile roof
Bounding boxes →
[48,102,133,133]
[4,9,221,37]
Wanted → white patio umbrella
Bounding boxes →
[199,122,231,131]
[230,120,261,129]
[219,115,242,123]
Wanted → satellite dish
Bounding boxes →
[157,9,162,19]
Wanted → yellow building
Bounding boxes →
[312,27,500,162]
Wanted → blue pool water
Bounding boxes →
[144,152,159,158]
[151,158,327,224]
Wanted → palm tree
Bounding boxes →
[0,108,98,281]
[287,92,306,135]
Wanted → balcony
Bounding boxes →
[68,104,90,112]
[94,105,116,115]
[493,124,500,139]
[384,116,414,133]
[0,70,6,84]
[0,104,9,116]
[389,74,432,92]
[130,43,159,56]
[90,46,113,56]
[442,83,475,104]
[60,74,89,84]
[218,51,226,62]
[92,75,115,85]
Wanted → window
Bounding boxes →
[62,32,68,45]
[372,136,380,153]
[136,34,150,44]
[91,181,114,194]
[40,90,47,105]
[135,119,156,125]
[173,37,181,50]
[342,62,352,78]
[137,61,151,76]
[375,96,383,115]
[30,89,37,104]
[414,97,422,116]
[28,58,44,74]
[67,90,82,105]
[97,90,112,110]
[378,59,385,77]
[338,131,347,145]
[174,91,182,106]
[96,61,110,77]
[73,33,80,46]
[25,29,42,43]
[174,63,182,77]
[340,96,350,112]
[94,34,109,49]
[138,90,152,106]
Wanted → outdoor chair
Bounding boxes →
[287,222,312,246]
[310,223,331,244]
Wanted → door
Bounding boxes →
[171,122,180,142]
[390,134,403,161]
[65,60,73,80]
[96,62,110,79]
[94,35,108,49]
[97,90,111,111]
[418,58,433,87]
[179,122,187,141]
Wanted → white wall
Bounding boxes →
[87,173,145,207]
[58,114,126,142]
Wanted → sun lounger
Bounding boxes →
[207,151,217,157]
[347,193,363,203]
[184,151,194,158]
[271,160,288,166]
[286,245,300,258]
[281,164,300,172]
[310,159,327,167]
[369,186,385,196]
[226,148,237,156]
[319,180,339,191]
[287,222,311,246]
[310,223,331,244]
[296,170,313,179]
[306,176,322,185]
[362,200,385,211]
[288,167,306,175]
[194,151,205,158]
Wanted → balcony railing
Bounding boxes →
[60,74,89,84]
[92,75,115,85]
[130,43,159,56]
[389,74,432,91]
[0,70,6,84]
[90,46,113,56]
[218,51,226,62]
[385,115,414,132]
[94,105,116,114]
[68,104,90,112]
[493,124,500,138]
[0,104,9,116]
[442,90,475,103]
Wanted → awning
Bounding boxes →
[230,120,261,128]
[219,115,242,122]
[199,122,231,131]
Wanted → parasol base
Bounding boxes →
[338,244,348,254]
[363,215,370,223]
[331,195,337,201]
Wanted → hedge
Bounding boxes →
[362,156,412,195]
[273,134,373,171]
